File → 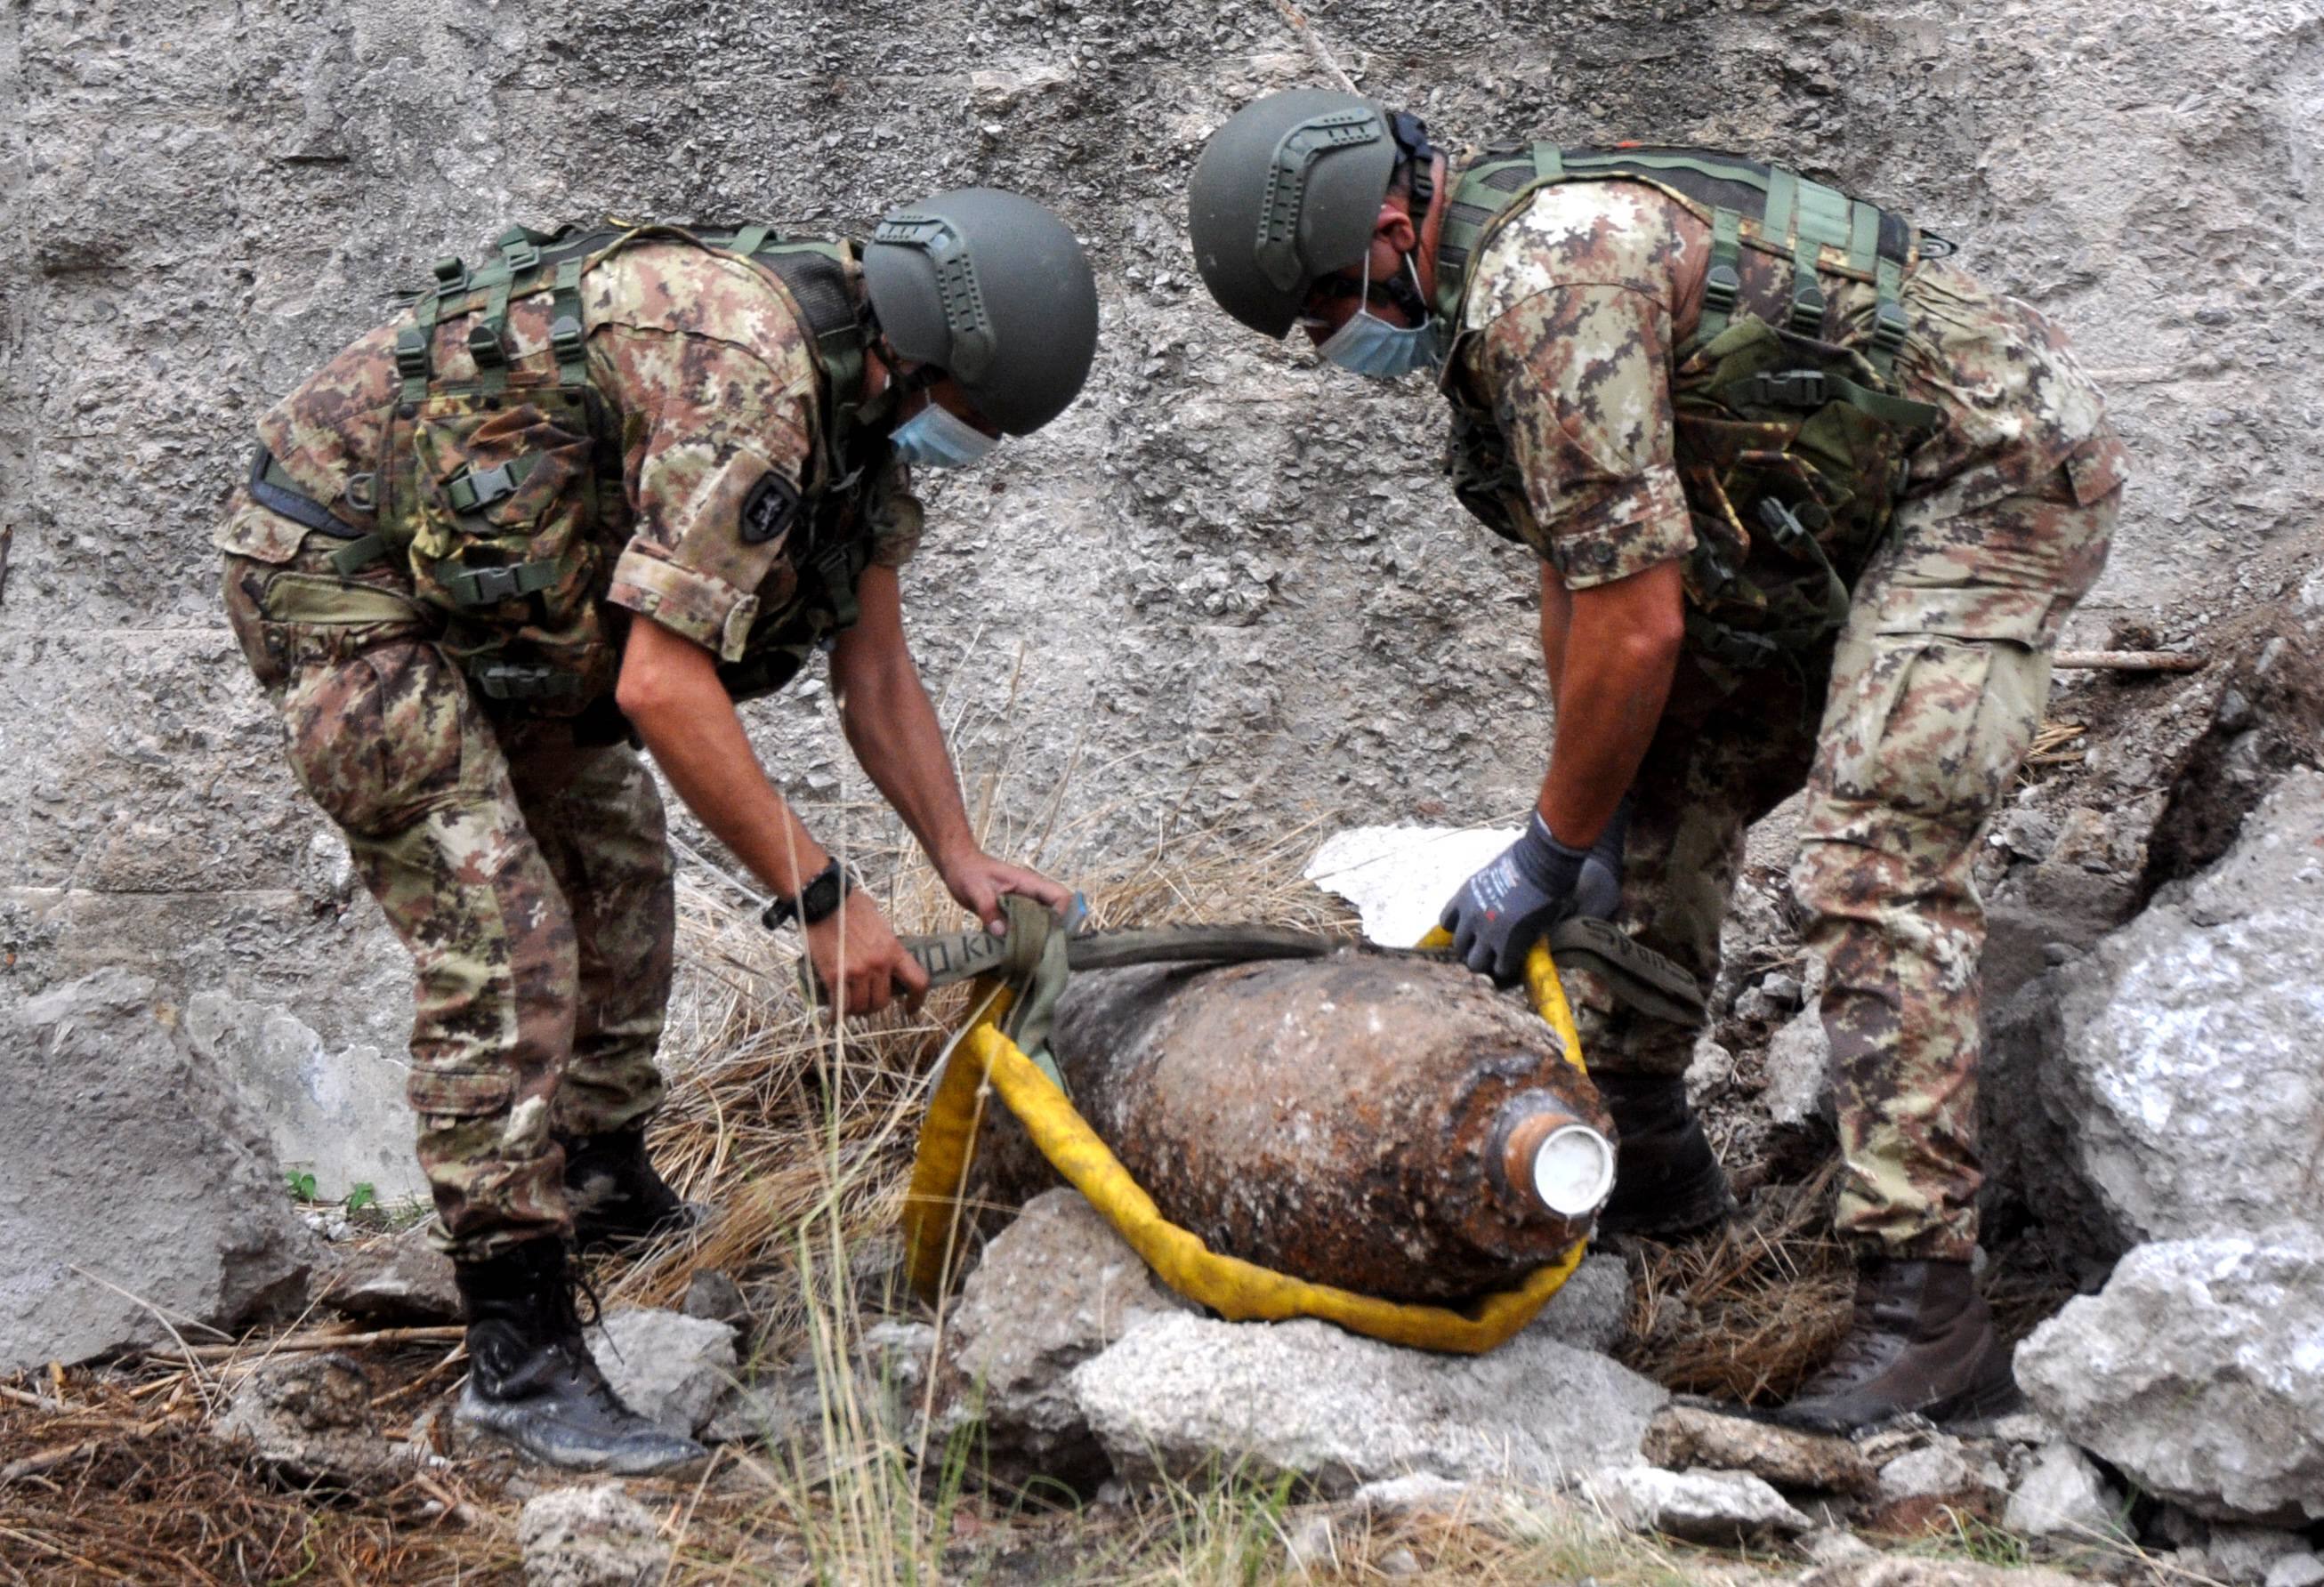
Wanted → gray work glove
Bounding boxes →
[1440,812,1590,984]
[1570,796,1632,922]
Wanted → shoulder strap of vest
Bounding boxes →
[1432,143,1925,375]
[725,238,872,481]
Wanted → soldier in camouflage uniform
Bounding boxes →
[1187,93,2125,1430]
[218,191,1099,1471]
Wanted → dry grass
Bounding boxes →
[1616,1164,1857,1405]
[0,1372,517,1585]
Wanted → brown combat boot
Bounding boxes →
[1593,1073,1734,1238]
[1770,1257,2019,1432]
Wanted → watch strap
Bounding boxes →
[760,857,853,931]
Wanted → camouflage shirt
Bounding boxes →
[221,237,923,665]
[1450,178,2111,590]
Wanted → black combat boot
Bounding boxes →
[561,1126,703,1254]
[1769,1257,2019,1432]
[453,1237,706,1473]
[1593,1072,1734,1237]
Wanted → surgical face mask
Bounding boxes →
[1314,254,1442,380]
[890,399,1000,469]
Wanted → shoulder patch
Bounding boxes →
[740,472,800,545]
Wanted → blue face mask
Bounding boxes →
[890,400,1000,469]
[1315,254,1443,380]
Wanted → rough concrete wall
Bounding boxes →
[3,1,2318,1155]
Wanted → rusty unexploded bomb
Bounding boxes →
[979,950,1615,1304]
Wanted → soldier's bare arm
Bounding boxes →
[1534,559,1684,847]
[616,614,930,1015]
[1474,282,1691,850]
[829,564,1072,930]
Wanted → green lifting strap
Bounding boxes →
[438,559,562,608]
[730,223,772,259]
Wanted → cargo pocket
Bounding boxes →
[280,641,472,837]
[407,1066,514,1124]
[2064,430,2129,508]
[1820,584,2053,821]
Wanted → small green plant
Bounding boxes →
[285,1169,319,1204]
[343,1182,377,1213]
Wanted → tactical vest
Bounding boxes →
[1432,144,1949,677]
[250,222,892,714]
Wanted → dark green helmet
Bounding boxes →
[861,188,1099,436]
[1187,89,1399,339]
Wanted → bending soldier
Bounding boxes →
[1188,93,2124,1430]
[218,191,1100,1471]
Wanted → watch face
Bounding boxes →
[801,865,847,924]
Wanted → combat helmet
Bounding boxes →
[861,188,1099,436]
[1188,89,1432,338]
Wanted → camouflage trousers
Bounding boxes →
[1570,429,2124,1261]
[222,509,674,1260]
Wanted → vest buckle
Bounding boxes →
[1872,300,1910,358]
[1739,369,1828,408]
[1702,265,1742,317]
[393,328,431,382]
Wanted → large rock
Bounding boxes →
[1070,1309,1666,1495]
[1581,1465,1812,1546]
[586,1309,738,1438]
[939,1188,1637,1490]
[185,991,427,1203]
[2014,1235,2324,1524]
[1795,1566,2092,1587]
[518,1484,670,1587]
[2002,1442,2127,1543]
[700,1318,934,1450]
[1640,1405,1875,1496]
[322,1225,461,1325]
[0,970,321,1374]
[934,1188,1195,1486]
[214,1351,409,1486]
[1985,770,2324,1257]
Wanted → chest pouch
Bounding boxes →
[384,385,614,711]
[1670,315,1938,679]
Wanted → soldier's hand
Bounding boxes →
[939,850,1072,933]
[1440,813,1589,984]
[1570,795,1632,922]
[803,891,932,1018]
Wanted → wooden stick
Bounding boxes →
[166,1325,466,1363]
[2054,649,2205,673]
[0,1439,97,1485]
[0,1385,64,1413]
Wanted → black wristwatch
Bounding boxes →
[761,858,855,930]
